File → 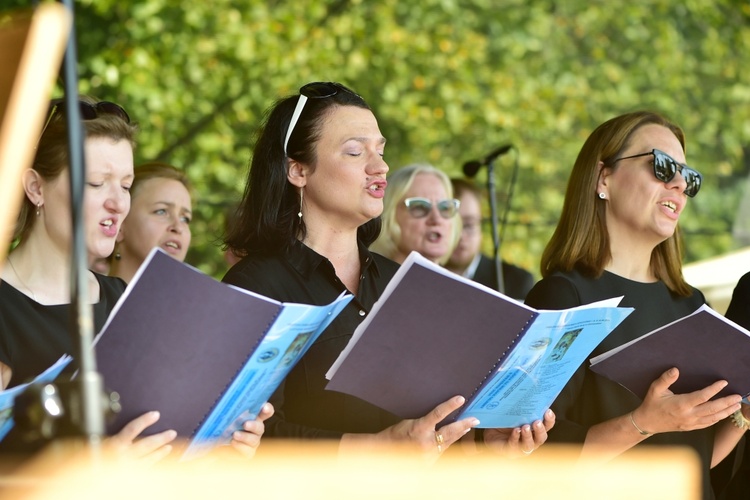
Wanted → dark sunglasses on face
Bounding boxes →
[403,197,460,219]
[283,82,359,156]
[611,148,702,197]
[40,99,131,139]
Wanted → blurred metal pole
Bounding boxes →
[59,0,105,446]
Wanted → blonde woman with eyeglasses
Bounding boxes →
[370,164,461,265]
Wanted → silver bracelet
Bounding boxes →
[731,409,750,430]
[629,411,651,436]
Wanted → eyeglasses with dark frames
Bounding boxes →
[611,148,702,197]
[283,82,358,156]
[403,197,460,219]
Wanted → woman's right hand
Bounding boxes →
[106,411,178,464]
[340,395,479,460]
[633,367,742,435]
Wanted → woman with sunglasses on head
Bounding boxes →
[108,161,193,283]
[524,110,745,500]
[0,96,267,460]
[370,164,461,265]
[223,82,552,458]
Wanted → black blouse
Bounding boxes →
[222,240,401,439]
[725,272,750,330]
[525,268,716,500]
[0,273,126,388]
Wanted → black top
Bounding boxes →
[725,272,750,330]
[0,273,126,388]
[715,272,750,499]
[222,240,402,439]
[471,254,535,301]
[525,268,715,500]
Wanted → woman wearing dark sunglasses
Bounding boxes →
[371,164,461,265]
[223,82,553,458]
[524,110,744,500]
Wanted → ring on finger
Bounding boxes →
[435,432,444,453]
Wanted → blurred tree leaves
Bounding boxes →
[6,0,749,278]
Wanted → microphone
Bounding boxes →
[462,144,513,177]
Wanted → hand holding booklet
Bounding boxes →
[325,252,634,428]
[590,304,750,400]
[94,248,352,460]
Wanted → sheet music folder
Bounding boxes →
[94,248,352,459]
[591,304,750,400]
[327,252,633,428]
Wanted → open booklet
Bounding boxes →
[0,355,71,442]
[93,248,352,460]
[590,304,750,400]
[325,252,633,428]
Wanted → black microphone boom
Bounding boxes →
[462,144,513,177]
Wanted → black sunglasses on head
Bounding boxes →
[283,82,359,156]
[611,148,702,197]
[40,99,130,139]
[403,197,460,219]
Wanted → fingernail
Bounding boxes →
[471,418,480,427]
[545,409,553,418]
[150,411,160,419]
[455,396,465,405]
[523,425,531,433]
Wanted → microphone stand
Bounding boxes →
[60,0,105,448]
[486,158,505,294]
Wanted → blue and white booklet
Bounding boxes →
[0,355,72,442]
[94,248,351,460]
[326,252,633,428]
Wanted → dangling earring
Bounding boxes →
[115,248,121,260]
[298,188,304,220]
[36,201,42,216]
[598,192,606,200]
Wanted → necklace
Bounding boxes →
[6,255,38,302]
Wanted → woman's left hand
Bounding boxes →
[230,403,274,459]
[483,409,555,458]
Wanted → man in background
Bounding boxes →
[445,178,535,300]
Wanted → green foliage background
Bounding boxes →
[7,0,750,279]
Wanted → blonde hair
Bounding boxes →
[371,164,461,264]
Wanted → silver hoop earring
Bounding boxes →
[598,192,606,200]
